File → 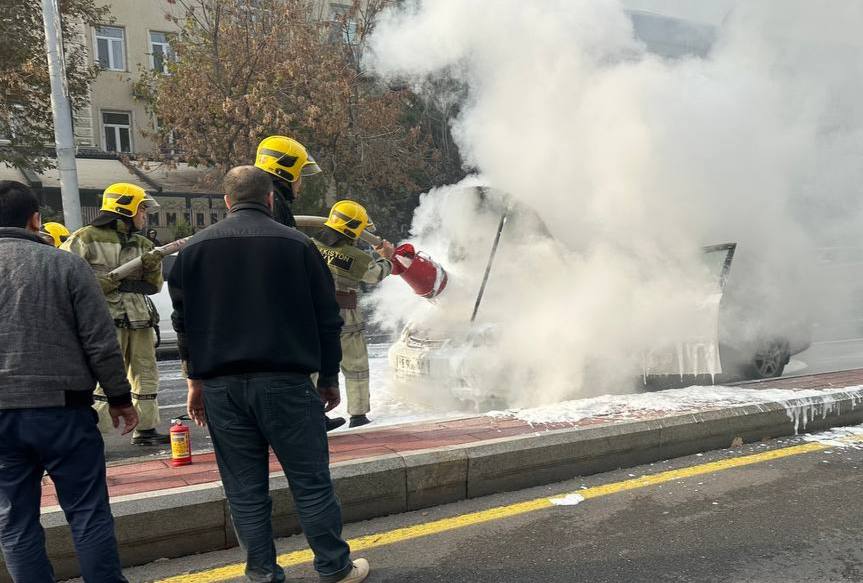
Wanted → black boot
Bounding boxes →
[349,415,371,428]
[326,416,346,432]
[131,428,171,446]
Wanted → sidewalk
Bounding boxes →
[39,368,863,509]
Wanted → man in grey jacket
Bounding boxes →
[0,181,138,583]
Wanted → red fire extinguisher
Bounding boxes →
[390,243,449,299]
[170,417,192,467]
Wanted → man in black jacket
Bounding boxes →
[252,134,345,431]
[168,166,369,583]
[0,180,138,583]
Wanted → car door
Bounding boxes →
[642,243,737,379]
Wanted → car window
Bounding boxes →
[701,243,736,292]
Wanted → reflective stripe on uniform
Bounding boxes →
[131,392,158,401]
[341,321,366,334]
[342,369,370,381]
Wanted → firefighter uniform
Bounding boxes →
[314,237,392,418]
[62,184,164,438]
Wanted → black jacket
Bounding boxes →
[168,202,343,384]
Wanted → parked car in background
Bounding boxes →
[153,254,178,356]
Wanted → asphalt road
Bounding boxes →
[106,425,863,583]
[102,359,201,462]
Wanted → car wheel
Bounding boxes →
[479,395,508,412]
[748,340,789,379]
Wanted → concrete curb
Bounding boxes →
[7,389,863,581]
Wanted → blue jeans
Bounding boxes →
[0,407,126,583]
[203,374,352,583]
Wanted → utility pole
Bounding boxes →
[41,0,82,230]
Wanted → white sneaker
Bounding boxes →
[337,558,370,582]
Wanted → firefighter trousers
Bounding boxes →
[94,327,160,433]
[340,308,370,417]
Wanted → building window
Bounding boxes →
[0,104,25,143]
[210,212,219,224]
[328,4,358,45]
[95,26,126,71]
[196,212,205,227]
[166,212,177,226]
[102,111,132,153]
[148,212,160,227]
[149,31,174,73]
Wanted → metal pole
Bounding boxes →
[41,0,82,230]
[471,210,508,322]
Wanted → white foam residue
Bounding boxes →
[782,390,863,434]
[802,424,863,448]
[549,493,585,506]
[328,343,467,431]
[784,359,808,375]
[490,385,863,435]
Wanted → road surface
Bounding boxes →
[101,423,863,582]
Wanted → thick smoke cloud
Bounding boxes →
[365,0,863,408]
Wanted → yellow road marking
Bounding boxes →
[154,434,860,583]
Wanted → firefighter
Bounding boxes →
[253,134,321,227]
[314,200,395,428]
[41,221,70,247]
[62,183,168,446]
[254,135,347,431]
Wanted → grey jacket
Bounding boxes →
[0,228,132,409]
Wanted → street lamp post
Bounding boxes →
[41,0,83,231]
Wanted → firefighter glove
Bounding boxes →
[374,240,395,260]
[97,273,121,295]
[140,250,163,271]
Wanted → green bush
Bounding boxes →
[172,218,195,240]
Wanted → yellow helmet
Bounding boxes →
[100,183,160,217]
[324,200,370,240]
[254,135,322,183]
[41,222,70,247]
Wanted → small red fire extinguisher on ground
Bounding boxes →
[170,417,192,467]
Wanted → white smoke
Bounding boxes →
[364,0,863,408]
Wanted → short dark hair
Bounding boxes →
[223,166,273,205]
[0,180,40,228]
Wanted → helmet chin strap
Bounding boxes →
[272,178,294,203]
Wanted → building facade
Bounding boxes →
[0,1,372,239]
[24,0,357,240]
[73,1,184,154]
[75,0,360,156]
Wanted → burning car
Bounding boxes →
[386,185,812,408]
